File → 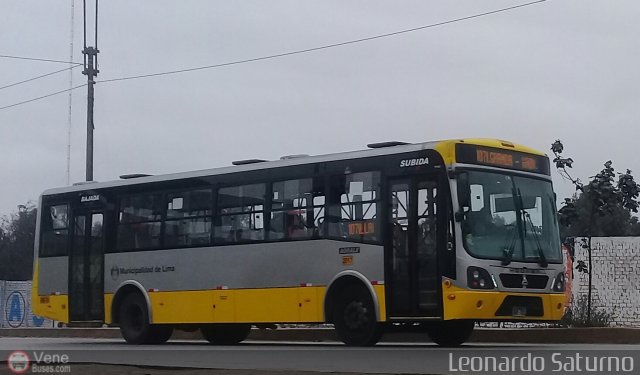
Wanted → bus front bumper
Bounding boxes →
[442,284,566,321]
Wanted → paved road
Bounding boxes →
[1,338,639,374]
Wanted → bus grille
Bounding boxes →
[495,296,544,317]
[499,274,549,289]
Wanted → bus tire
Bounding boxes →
[201,324,251,345]
[426,320,474,347]
[148,325,174,344]
[333,285,384,346]
[119,292,170,345]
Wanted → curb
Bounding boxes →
[1,327,639,344]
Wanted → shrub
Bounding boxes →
[560,295,615,327]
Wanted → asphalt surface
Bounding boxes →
[0,337,639,374]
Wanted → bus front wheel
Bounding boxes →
[118,292,173,344]
[333,285,384,346]
[148,325,173,344]
[426,320,474,347]
[201,324,251,345]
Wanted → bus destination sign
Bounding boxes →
[456,144,550,175]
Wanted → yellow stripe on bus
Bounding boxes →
[37,284,388,325]
[103,284,387,325]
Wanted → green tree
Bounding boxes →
[551,140,640,325]
[0,203,37,280]
[560,192,640,238]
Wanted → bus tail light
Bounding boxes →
[552,272,565,292]
[467,267,496,290]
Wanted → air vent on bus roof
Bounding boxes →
[73,181,98,186]
[232,159,267,166]
[367,141,409,149]
[120,174,152,179]
[280,154,309,160]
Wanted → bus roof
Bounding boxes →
[42,138,546,196]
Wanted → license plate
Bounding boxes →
[512,306,527,317]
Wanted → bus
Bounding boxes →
[32,138,566,346]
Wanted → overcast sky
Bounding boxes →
[1,0,639,216]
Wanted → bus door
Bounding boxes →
[69,210,105,322]
[387,176,440,317]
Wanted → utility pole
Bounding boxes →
[82,46,98,181]
[66,0,75,185]
[82,0,99,181]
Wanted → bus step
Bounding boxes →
[67,321,104,328]
[419,302,439,309]
[419,291,439,300]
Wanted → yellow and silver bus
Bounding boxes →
[32,138,566,346]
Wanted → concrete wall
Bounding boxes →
[571,237,640,327]
[0,280,54,328]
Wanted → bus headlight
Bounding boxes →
[467,266,496,290]
[552,272,565,292]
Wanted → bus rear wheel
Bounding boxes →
[201,324,252,345]
[333,285,384,346]
[118,293,173,344]
[426,320,474,347]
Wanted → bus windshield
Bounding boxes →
[459,170,562,264]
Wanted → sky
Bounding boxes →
[1,0,639,217]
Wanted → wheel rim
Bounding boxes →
[343,300,369,330]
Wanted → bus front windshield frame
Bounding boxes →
[458,170,562,264]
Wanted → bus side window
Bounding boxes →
[117,194,163,250]
[164,189,212,247]
[41,204,70,256]
[328,171,380,242]
[270,177,324,240]
[214,184,265,243]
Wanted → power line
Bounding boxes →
[0,84,86,111]
[99,0,547,84]
[0,0,547,111]
[0,54,81,65]
[0,64,83,91]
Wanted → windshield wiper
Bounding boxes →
[505,181,527,266]
[500,180,523,265]
[513,187,549,268]
[500,224,517,266]
[523,208,548,268]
